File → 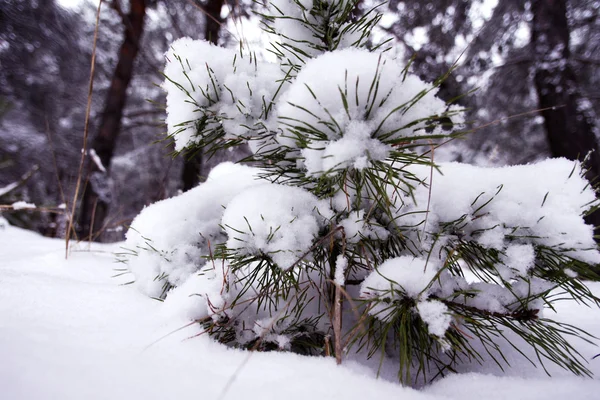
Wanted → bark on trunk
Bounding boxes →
[78,0,147,239]
[181,0,225,191]
[532,0,600,229]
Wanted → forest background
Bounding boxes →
[1,0,599,242]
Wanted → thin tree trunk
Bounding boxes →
[204,0,225,45]
[181,0,225,191]
[78,0,147,239]
[532,0,600,229]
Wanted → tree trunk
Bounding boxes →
[532,0,600,229]
[181,0,225,191]
[78,0,147,239]
[204,0,225,45]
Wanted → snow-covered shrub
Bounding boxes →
[123,0,600,384]
[121,162,262,298]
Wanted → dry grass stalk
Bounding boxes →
[65,0,103,258]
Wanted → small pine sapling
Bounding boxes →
[122,0,600,385]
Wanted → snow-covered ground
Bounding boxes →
[1,221,600,400]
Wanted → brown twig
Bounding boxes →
[143,321,198,351]
[65,0,103,259]
[89,198,98,249]
[324,335,331,357]
[332,228,346,365]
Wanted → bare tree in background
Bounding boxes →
[0,0,89,234]
[532,0,600,173]
[204,0,226,43]
[532,0,600,228]
[78,0,148,239]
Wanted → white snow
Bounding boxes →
[11,201,36,210]
[163,42,460,177]
[2,222,600,399]
[123,162,262,298]
[161,264,228,322]
[57,0,86,9]
[89,148,107,173]
[361,256,438,300]
[339,209,390,242]
[268,0,365,64]
[334,254,348,286]
[276,48,454,176]
[391,158,600,265]
[222,183,333,270]
[0,181,18,197]
[416,299,452,337]
[163,38,285,152]
[503,243,536,276]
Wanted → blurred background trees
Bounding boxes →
[1,0,598,241]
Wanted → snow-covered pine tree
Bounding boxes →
[121,0,600,384]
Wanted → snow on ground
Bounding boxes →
[1,221,600,399]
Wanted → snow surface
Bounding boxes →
[2,220,600,399]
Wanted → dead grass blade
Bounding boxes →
[65,0,103,258]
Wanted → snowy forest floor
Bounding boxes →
[2,222,600,400]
